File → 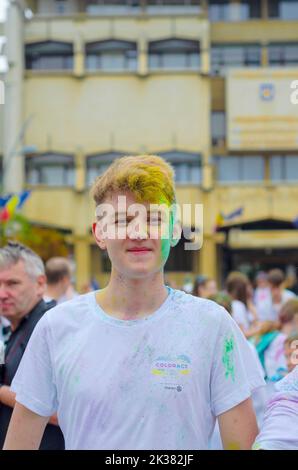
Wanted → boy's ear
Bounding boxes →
[170,220,182,247]
[92,222,107,250]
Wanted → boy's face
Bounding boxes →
[93,191,178,280]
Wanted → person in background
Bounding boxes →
[209,291,232,314]
[44,257,78,305]
[0,241,64,450]
[284,266,298,296]
[284,331,298,374]
[226,272,259,337]
[192,275,218,299]
[279,299,298,336]
[253,366,298,450]
[249,300,298,386]
[182,276,193,294]
[267,269,296,322]
[254,272,272,322]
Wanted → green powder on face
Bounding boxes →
[156,196,174,266]
[222,335,235,382]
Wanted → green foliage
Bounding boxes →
[0,213,69,261]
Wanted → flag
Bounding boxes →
[214,212,225,232]
[214,207,244,232]
[6,194,19,219]
[293,216,298,229]
[225,207,244,221]
[17,190,31,209]
[0,191,31,224]
[0,195,12,209]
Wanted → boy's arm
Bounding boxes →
[3,402,50,450]
[218,398,258,450]
[0,386,58,426]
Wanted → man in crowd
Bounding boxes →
[44,256,77,304]
[0,241,64,449]
[268,269,296,321]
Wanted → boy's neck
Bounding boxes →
[95,271,169,321]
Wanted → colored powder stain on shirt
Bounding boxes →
[227,441,241,450]
[222,335,235,382]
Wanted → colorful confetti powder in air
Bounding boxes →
[222,335,235,382]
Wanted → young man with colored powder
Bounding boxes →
[3,155,264,450]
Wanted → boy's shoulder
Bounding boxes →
[170,288,229,323]
[43,291,95,327]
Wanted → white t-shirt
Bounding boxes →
[0,316,10,342]
[231,300,251,331]
[11,289,265,450]
[254,287,273,321]
[253,366,298,450]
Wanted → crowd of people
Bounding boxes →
[169,269,298,449]
[0,154,297,450]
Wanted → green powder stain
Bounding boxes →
[160,199,174,265]
[222,335,235,382]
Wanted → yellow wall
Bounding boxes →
[24,74,210,156]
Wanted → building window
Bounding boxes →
[147,0,200,10]
[269,0,298,20]
[25,41,73,70]
[86,152,127,186]
[214,155,264,183]
[209,0,261,21]
[159,151,202,184]
[268,43,298,66]
[270,155,298,181]
[85,1,140,14]
[85,40,137,71]
[211,43,261,75]
[55,0,67,14]
[26,153,75,186]
[148,39,200,70]
[211,111,226,146]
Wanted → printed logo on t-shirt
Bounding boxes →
[151,355,191,377]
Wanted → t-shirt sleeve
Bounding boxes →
[10,313,58,417]
[210,307,265,417]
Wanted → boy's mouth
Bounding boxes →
[127,247,152,253]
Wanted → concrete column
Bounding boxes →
[75,147,85,192]
[74,235,91,291]
[3,1,25,193]
[138,35,147,76]
[199,234,217,279]
[74,34,84,77]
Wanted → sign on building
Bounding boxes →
[227,69,298,151]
